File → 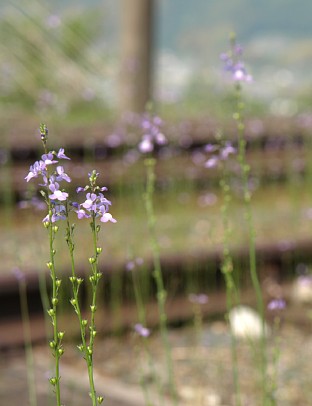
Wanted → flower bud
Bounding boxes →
[52,297,58,306]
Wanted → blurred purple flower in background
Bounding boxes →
[134,323,151,337]
[220,43,252,83]
[138,113,167,154]
[267,299,286,311]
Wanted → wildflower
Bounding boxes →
[48,183,68,201]
[55,166,71,183]
[125,257,144,271]
[57,148,70,160]
[204,156,219,168]
[138,113,167,154]
[25,160,47,182]
[75,172,116,223]
[203,141,236,169]
[220,42,252,83]
[42,153,58,166]
[134,323,150,337]
[267,299,286,311]
[42,204,66,223]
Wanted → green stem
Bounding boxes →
[143,158,178,404]
[18,275,38,406]
[234,81,268,404]
[220,171,241,406]
[66,207,99,406]
[47,220,62,406]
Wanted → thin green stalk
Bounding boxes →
[40,127,63,406]
[16,272,38,406]
[46,219,63,406]
[65,204,100,406]
[219,171,241,406]
[232,68,268,403]
[85,212,104,406]
[143,158,178,404]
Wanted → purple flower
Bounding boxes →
[81,193,98,210]
[76,208,90,219]
[125,257,144,272]
[134,323,150,337]
[138,113,167,154]
[49,183,68,201]
[42,153,58,166]
[204,144,218,153]
[203,141,236,170]
[220,143,237,159]
[75,179,116,224]
[25,160,47,182]
[100,212,116,223]
[57,148,70,160]
[220,43,253,83]
[55,166,71,183]
[138,136,154,153]
[204,156,219,168]
[42,204,66,223]
[267,299,286,311]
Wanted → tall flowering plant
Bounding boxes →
[137,112,178,405]
[221,34,269,404]
[25,124,116,406]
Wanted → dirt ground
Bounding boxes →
[1,305,312,406]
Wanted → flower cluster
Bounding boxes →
[204,142,237,169]
[138,113,167,154]
[25,148,71,222]
[75,170,117,223]
[220,44,252,83]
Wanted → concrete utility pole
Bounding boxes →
[118,0,154,115]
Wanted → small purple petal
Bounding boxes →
[100,212,117,223]
[57,148,70,160]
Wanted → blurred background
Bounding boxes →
[2,1,312,403]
